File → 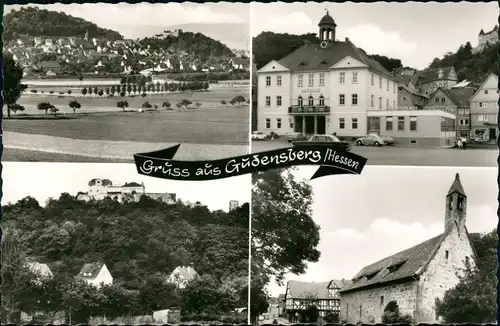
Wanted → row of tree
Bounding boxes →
[1,195,259,324]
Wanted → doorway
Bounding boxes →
[489,128,496,142]
[317,116,326,134]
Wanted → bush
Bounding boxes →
[49,91,54,94]
[30,89,38,93]
[67,90,72,94]
[382,300,413,324]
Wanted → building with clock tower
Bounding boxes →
[256,11,457,146]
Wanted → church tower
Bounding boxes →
[318,11,337,44]
[444,173,467,230]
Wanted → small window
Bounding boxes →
[265,96,271,106]
[265,118,271,129]
[339,118,345,129]
[298,96,303,106]
[265,76,271,86]
[457,196,464,210]
[276,96,282,106]
[380,296,384,306]
[484,90,488,94]
[276,75,282,87]
[308,95,314,106]
[277,118,282,129]
[410,140,417,144]
[445,250,449,260]
[352,118,358,129]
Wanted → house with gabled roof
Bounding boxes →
[410,67,458,96]
[423,87,476,139]
[468,73,498,142]
[339,173,477,324]
[167,265,200,289]
[284,279,346,322]
[256,11,398,139]
[75,262,113,288]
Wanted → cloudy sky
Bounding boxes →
[264,166,498,297]
[5,3,250,50]
[251,2,497,69]
[2,162,251,212]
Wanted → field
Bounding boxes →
[3,86,250,161]
[4,106,248,145]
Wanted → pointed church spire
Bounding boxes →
[447,173,466,197]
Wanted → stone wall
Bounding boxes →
[339,280,417,324]
[416,224,475,323]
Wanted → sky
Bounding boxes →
[251,2,497,69]
[264,166,498,297]
[2,162,251,212]
[5,3,250,50]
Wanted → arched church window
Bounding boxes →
[308,95,314,106]
[448,198,452,211]
[319,95,325,106]
[298,96,303,106]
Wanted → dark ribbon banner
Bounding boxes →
[133,144,368,181]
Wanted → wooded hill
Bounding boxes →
[252,31,496,83]
[4,7,123,41]
[1,194,250,323]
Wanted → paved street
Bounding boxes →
[251,140,497,167]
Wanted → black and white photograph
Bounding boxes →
[1,162,251,324]
[2,3,250,163]
[251,166,497,324]
[250,2,497,166]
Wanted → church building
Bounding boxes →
[338,173,478,324]
[256,11,398,139]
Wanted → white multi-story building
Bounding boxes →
[256,12,398,138]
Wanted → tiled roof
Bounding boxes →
[447,173,466,197]
[76,262,104,280]
[277,41,393,78]
[287,279,345,299]
[123,182,142,188]
[442,87,476,107]
[339,233,446,293]
[39,61,62,69]
[411,67,455,84]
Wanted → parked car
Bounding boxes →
[378,134,395,145]
[293,134,351,151]
[286,132,307,142]
[252,131,268,141]
[356,134,392,146]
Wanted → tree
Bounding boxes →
[303,304,319,323]
[231,95,246,105]
[181,275,235,316]
[69,100,81,114]
[67,90,72,95]
[162,101,171,109]
[220,100,227,106]
[1,228,40,323]
[81,87,88,96]
[97,89,104,96]
[142,101,152,110]
[37,102,55,115]
[4,54,27,118]
[178,99,192,109]
[9,103,25,115]
[138,276,180,315]
[195,102,202,109]
[240,280,269,324]
[93,86,98,95]
[105,87,110,96]
[116,100,129,111]
[252,168,320,283]
[50,106,59,116]
[435,230,497,323]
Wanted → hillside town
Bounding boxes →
[5,31,250,78]
[253,12,498,148]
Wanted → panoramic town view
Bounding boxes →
[2,162,252,324]
[251,2,497,167]
[2,3,251,162]
[252,166,497,324]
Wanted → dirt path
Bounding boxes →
[3,131,248,161]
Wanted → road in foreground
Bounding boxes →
[251,140,497,167]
